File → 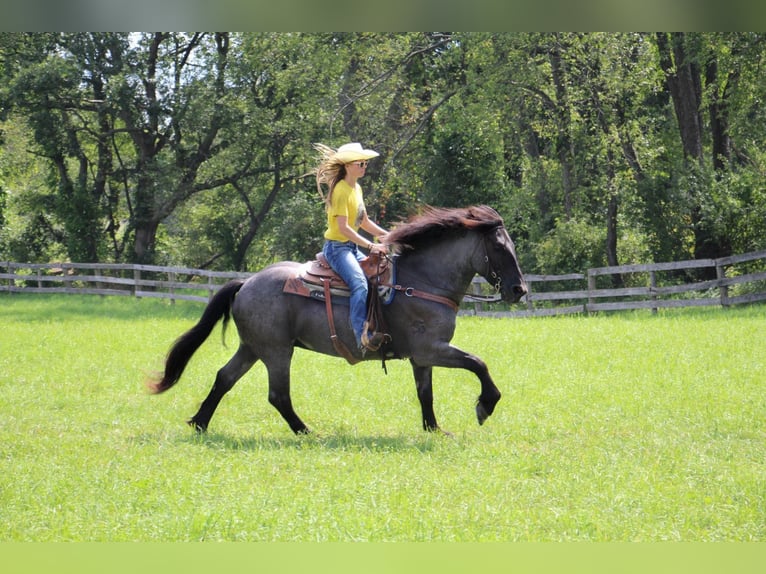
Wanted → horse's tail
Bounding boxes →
[146,279,245,394]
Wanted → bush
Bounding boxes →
[532,218,606,275]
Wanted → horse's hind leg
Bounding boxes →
[188,344,257,432]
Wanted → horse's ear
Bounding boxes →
[463,205,503,230]
[461,210,486,229]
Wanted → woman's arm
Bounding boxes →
[360,213,388,239]
[337,215,387,254]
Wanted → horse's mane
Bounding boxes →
[384,205,504,252]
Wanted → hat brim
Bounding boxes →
[334,149,380,163]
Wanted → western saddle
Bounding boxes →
[283,251,393,364]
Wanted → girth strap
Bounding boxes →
[322,279,360,365]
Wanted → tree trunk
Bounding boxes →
[706,58,733,171]
[548,37,575,220]
[656,33,733,268]
[590,82,622,286]
[132,221,159,263]
[656,33,704,165]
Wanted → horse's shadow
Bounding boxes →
[175,430,446,453]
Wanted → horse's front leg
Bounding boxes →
[264,348,310,435]
[466,350,502,425]
[420,343,502,426]
[410,361,440,432]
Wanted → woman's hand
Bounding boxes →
[368,242,387,256]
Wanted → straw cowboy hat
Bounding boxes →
[333,142,380,163]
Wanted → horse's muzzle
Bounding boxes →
[504,283,528,304]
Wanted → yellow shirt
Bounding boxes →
[324,180,366,241]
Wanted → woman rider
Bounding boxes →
[314,142,388,352]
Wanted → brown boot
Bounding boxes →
[361,331,387,352]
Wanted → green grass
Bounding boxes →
[1,293,764,541]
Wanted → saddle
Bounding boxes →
[283,251,394,364]
[283,251,393,301]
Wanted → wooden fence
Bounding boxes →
[468,249,766,317]
[0,262,251,303]
[2,249,766,317]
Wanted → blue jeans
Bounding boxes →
[322,240,368,346]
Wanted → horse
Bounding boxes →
[147,205,527,434]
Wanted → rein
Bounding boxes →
[384,282,460,312]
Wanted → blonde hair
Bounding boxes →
[313,143,348,209]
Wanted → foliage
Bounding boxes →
[2,33,766,274]
[423,98,507,208]
[266,185,327,264]
[533,217,607,274]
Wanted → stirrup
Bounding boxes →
[361,331,388,352]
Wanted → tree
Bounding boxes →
[325,33,464,221]
[1,33,119,261]
[167,33,349,270]
[1,33,286,264]
[475,33,659,274]
[113,32,274,264]
[655,32,738,264]
[3,33,766,276]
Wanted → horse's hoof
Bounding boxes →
[187,419,207,433]
[424,424,453,437]
[476,402,489,425]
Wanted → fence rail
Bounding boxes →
[468,249,766,317]
[3,249,766,317]
[0,261,252,303]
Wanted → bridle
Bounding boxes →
[482,225,504,291]
[467,225,505,304]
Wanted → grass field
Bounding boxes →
[0,293,764,541]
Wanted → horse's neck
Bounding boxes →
[397,235,479,295]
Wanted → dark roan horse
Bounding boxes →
[147,205,527,434]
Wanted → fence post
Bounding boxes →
[64,264,73,294]
[472,278,482,314]
[526,281,533,313]
[133,268,141,298]
[716,260,729,307]
[587,271,596,315]
[7,262,15,292]
[649,271,658,315]
[169,271,176,305]
[95,267,104,298]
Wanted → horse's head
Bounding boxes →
[480,224,528,304]
[385,204,528,305]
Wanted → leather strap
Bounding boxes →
[385,283,460,312]
[322,279,360,365]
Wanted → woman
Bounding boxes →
[314,142,388,352]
